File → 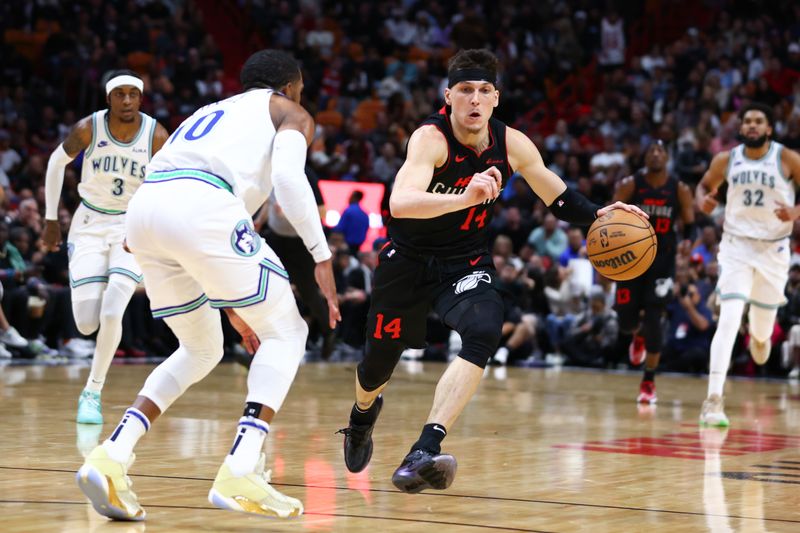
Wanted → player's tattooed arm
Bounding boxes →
[151,122,171,156]
[62,116,93,157]
[696,151,729,214]
[677,181,696,252]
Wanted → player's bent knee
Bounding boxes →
[452,299,504,369]
[357,338,405,391]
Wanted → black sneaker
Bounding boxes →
[391,449,458,493]
[336,395,383,473]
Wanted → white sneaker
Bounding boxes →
[0,342,11,358]
[62,338,95,358]
[0,327,28,348]
[749,337,771,365]
[29,336,58,357]
[700,394,730,427]
[789,367,800,381]
[400,348,424,361]
[209,453,303,518]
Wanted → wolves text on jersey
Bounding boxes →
[90,155,146,180]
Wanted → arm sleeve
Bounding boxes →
[547,187,602,226]
[45,144,75,220]
[271,130,332,263]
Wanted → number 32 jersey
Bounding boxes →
[724,141,794,241]
[80,109,157,214]
[147,89,278,216]
[388,107,513,256]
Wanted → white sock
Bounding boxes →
[224,416,269,477]
[708,299,745,398]
[494,346,509,365]
[85,377,104,393]
[103,407,150,463]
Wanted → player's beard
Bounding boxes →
[741,133,768,148]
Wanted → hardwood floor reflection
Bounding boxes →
[1,361,799,532]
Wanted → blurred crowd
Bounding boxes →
[2,0,800,378]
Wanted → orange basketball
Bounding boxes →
[586,209,657,281]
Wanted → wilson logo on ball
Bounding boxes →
[591,250,637,270]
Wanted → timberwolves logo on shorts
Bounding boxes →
[453,271,491,295]
[230,219,261,257]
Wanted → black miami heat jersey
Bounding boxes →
[389,108,513,256]
[631,171,679,256]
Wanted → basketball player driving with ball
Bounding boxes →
[338,49,646,493]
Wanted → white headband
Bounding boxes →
[106,75,144,95]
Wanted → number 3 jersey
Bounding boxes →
[724,141,794,241]
[388,107,513,256]
[80,109,157,214]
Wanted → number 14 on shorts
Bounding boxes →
[374,313,402,339]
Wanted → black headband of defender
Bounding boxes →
[447,68,497,88]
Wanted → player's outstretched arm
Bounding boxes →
[270,95,340,328]
[507,128,646,225]
[43,116,92,251]
[696,152,729,214]
[389,126,499,219]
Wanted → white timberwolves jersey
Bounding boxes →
[80,110,156,214]
[724,141,794,240]
[147,89,278,215]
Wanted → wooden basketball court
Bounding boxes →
[1,361,799,532]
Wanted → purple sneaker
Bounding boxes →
[391,449,457,493]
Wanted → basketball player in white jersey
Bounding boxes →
[75,50,339,520]
[43,70,169,425]
[697,102,800,426]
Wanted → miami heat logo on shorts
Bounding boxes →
[230,219,261,257]
[453,271,491,295]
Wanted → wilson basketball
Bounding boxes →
[586,209,657,281]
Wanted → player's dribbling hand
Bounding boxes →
[314,258,342,329]
[597,201,649,219]
[774,201,800,222]
[463,166,502,206]
[41,220,62,252]
[699,188,719,214]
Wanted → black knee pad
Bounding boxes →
[447,296,504,369]
[641,306,664,353]
[357,338,405,391]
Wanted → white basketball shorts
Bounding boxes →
[125,171,291,319]
[67,201,143,293]
[715,233,789,309]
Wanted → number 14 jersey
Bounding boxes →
[388,107,513,256]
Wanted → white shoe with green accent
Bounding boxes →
[699,394,730,427]
[77,389,103,424]
[76,445,145,521]
[208,453,303,518]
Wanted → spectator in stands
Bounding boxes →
[527,213,567,263]
[334,190,370,255]
[562,286,618,366]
